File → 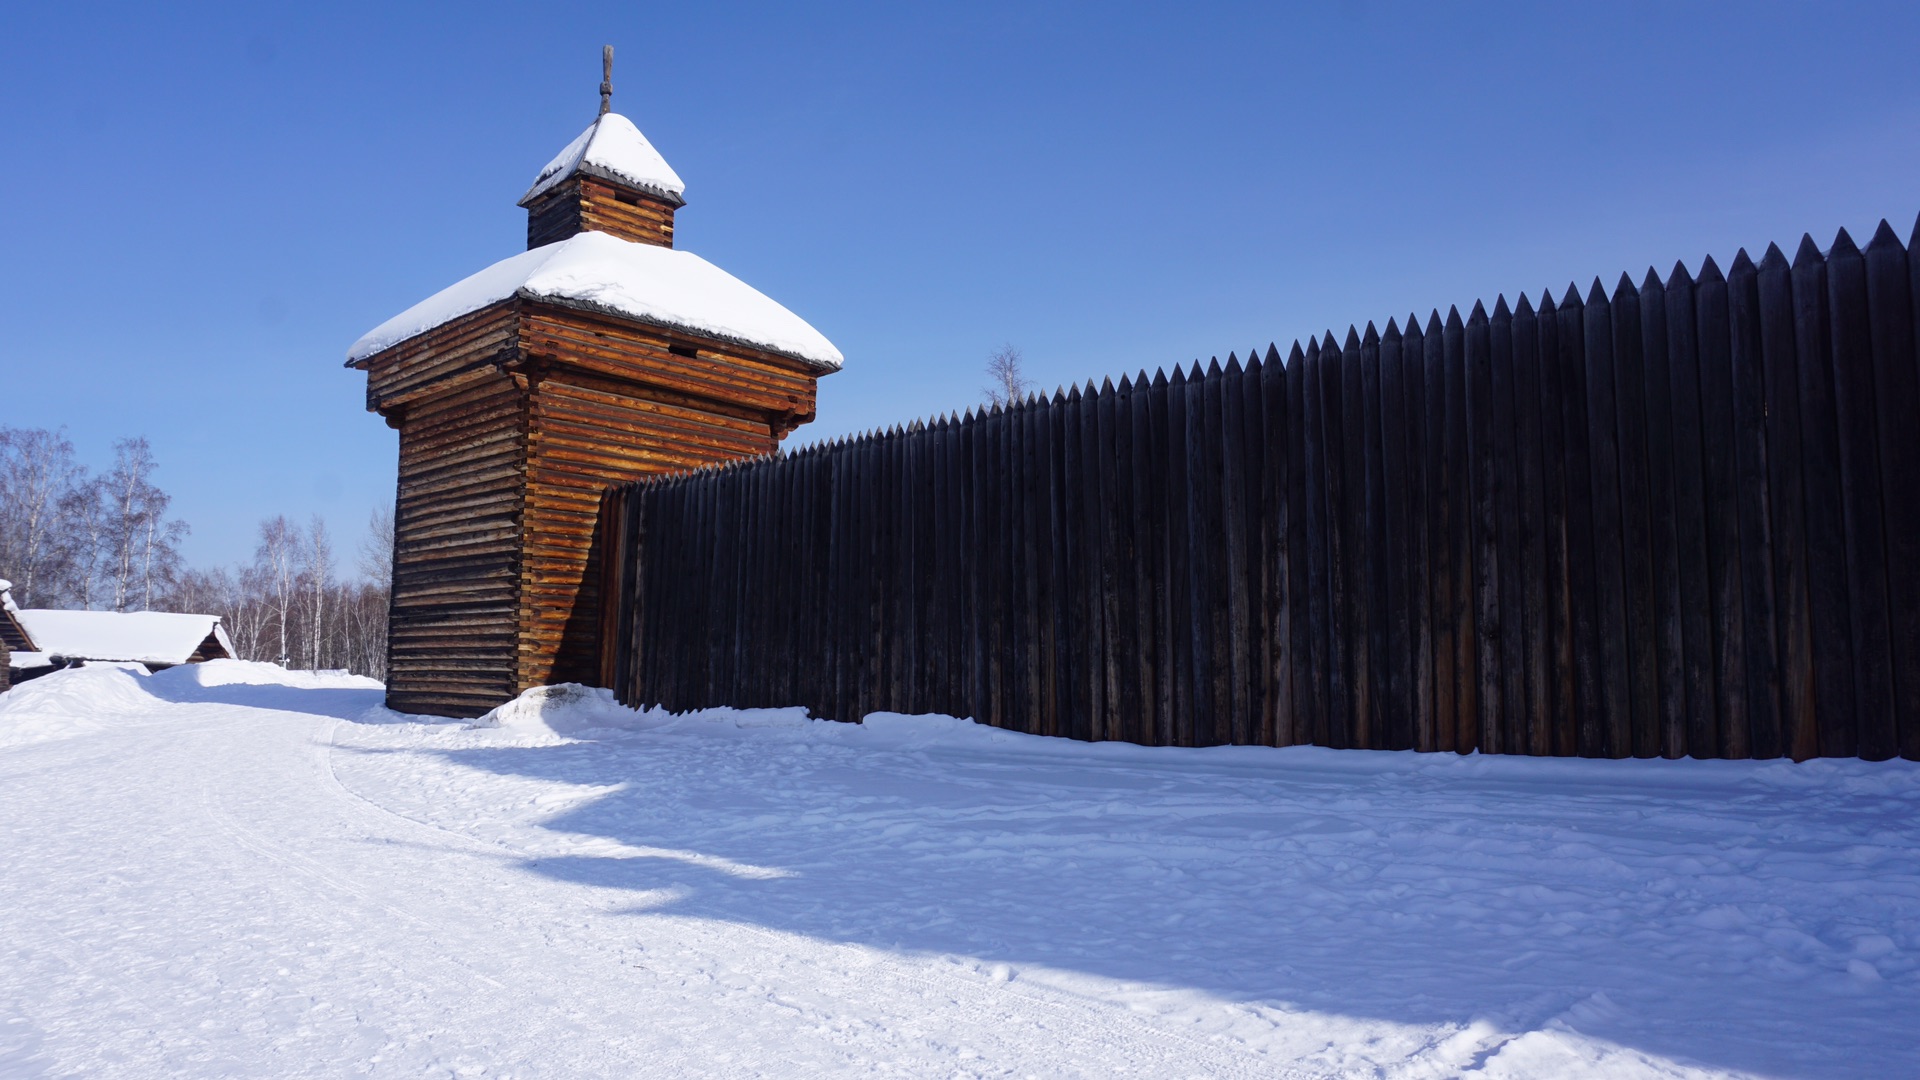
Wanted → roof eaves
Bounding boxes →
[344,295,523,368]
[513,288,840,374]
[515,161,689,210]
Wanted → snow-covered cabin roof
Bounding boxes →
[519,112,686,207]
[346,230,844,370]
[11,610,234,667]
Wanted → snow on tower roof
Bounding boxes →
[519,112,686,207]
[346,230,844,370]
[11,610,233,667]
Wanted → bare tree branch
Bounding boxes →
[983,344,1033,408]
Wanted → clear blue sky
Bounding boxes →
[5,1,1918,571]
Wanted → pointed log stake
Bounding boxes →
[1639,268,1687,758]
[1864,219,1920,762]
[600,45,614,116]
[1728,250,1783,759]
[1828,228,1899,760]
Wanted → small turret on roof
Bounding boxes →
[517,51,685,250]
[521,112,685,209]
[520,112,686,249]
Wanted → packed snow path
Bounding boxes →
[1,665,1915,1078]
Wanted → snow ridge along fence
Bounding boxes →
[599,221,1920,761]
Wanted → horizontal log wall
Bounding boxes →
[514,302,819,692]
[522,373,779,689]
[388,371,527,717]
[358,302,521,414]
[523,176,678,250]
[520,306,820,422]
[605,220,1920,761]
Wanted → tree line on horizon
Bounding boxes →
[0,427,391,680]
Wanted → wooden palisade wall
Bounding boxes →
[604,221,1920,761]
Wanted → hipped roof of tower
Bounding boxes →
[519,112,685,206]
[347,112,841,371]
[346,231,844,370]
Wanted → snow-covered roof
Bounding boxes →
[7,651,52,671]
[520,112,685,207]
[11,610,233,666]
[346,230,844,370]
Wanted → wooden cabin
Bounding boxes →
[348,101,842,718]
[0,579,235,684]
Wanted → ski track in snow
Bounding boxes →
[0,663,1915,1078]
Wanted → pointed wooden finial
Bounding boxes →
[600,45,614,116]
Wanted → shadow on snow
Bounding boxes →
[309,686,1913,1079]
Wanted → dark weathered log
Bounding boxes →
[1664,264,1718,758]
[1513,295,1552,756]
[1728,252,1785,759]
[1324,334,1355,749]
[1221,357,1254,745]
[1149,369,1176,744]
[1262,346,1293,747]
[1696,258,1752,759]
[1357,327,1389,751]
[1637,270,1689,759]
[1867,220,1920,762]
[1444,308,1477,753]
[989,405,1014,730]
[1247,352,1278,745]
[1610,275,1660,758]
[1059,391,1085,737]
[1180,370,1209,743]
[1466,302,1501,753]
[1583,279,1632,758]
[1555,285,1604,757]
[1827,229,1898,761]
[1165,369,1196,746]
[1378,321,1415,750]
[1036,395,1062,737]
[1421,312,1451,752]
[1197,363,1231,745]
[1284,343,1311,747]
[1407,315,1437,753]
[1490,298,1527,756]
[1302,339,1332,747]
[1098,378,1129,742]
[1128,374,1163,744]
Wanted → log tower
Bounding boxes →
[348,60,842,717]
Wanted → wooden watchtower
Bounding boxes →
[348,53,842,717]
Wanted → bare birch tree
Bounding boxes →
[141,503,189,612]
[300,516,333,670]
[254,516,299,664]
[983,343,1034,407]
[350,507,393,680]
[57,478,107,609]
[0,428,82,607]
[358,506,393,585]
[102,438,185,611]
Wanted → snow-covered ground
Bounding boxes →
[1,662,1914,1078]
